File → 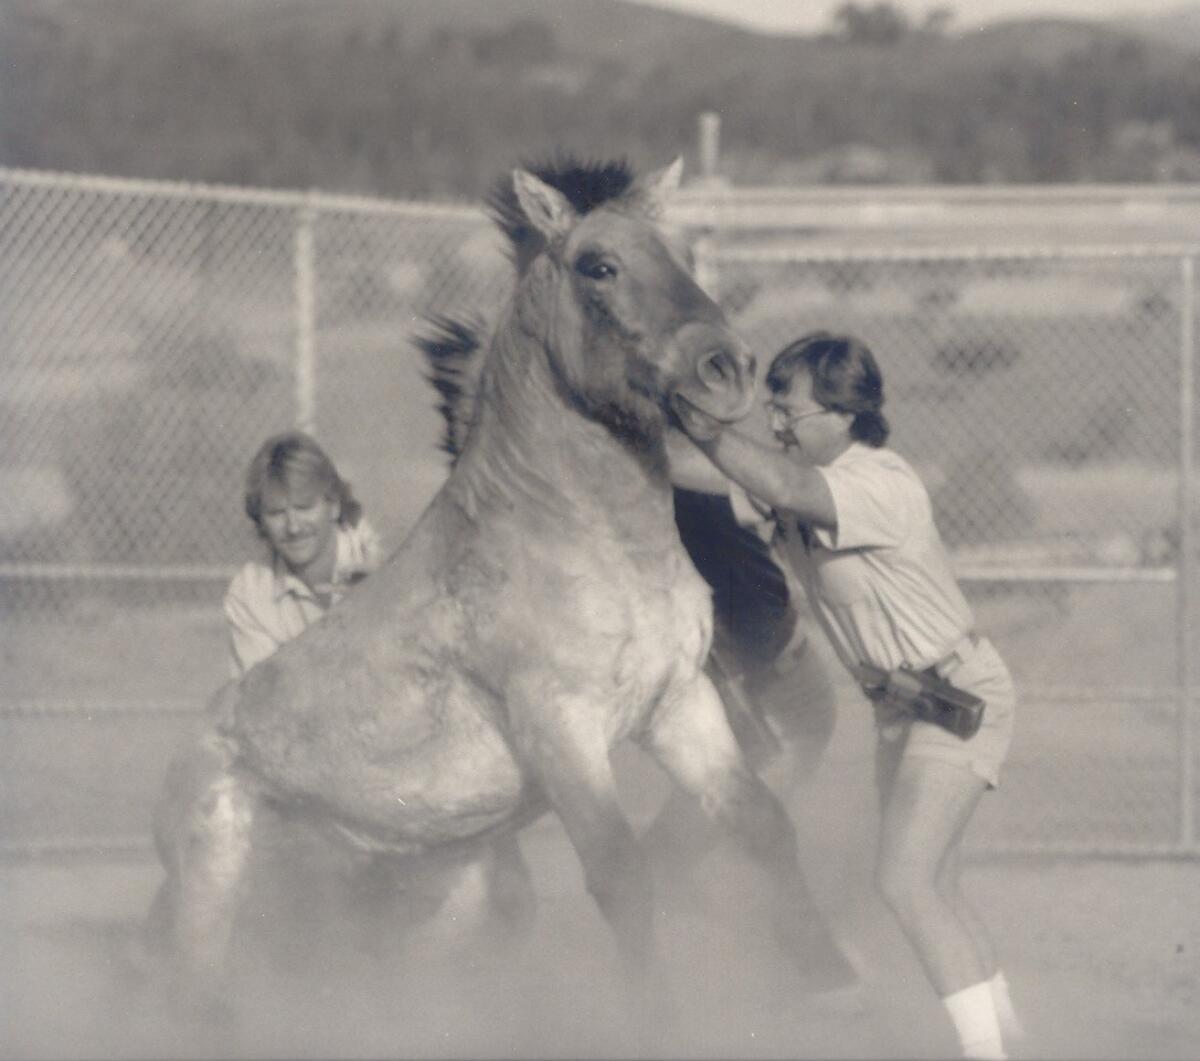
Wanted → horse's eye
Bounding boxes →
[576,254,618,281]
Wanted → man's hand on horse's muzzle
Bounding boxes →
[670,392,726,442]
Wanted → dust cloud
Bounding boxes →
[3,731,913,1060]
[9,724,1187,1059]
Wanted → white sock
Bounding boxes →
[990,970,1024,1039]
[942,980,1007,1060]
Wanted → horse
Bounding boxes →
[148,157,824,1028]
[418,312,857,989]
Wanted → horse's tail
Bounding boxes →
[415,314,489,465]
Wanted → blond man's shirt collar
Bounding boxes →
[268,523,374,602]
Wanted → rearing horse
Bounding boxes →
[151,157,818,1017]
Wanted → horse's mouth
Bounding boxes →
[670,392,730,442]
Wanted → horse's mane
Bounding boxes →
[415,314,488,465]
[486,155,636,270]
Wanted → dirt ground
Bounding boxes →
[2,708,1197,1061]
[2,587,1197,1059]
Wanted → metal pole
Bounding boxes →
[691,129,723,302]
[1179,253,1196,850]
[693,233,719,301]
[294,195,317,433]
[698,111,721,181]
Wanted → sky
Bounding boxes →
[643,0,1191,35]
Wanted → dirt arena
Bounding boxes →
[1,546,1197,1060]
[2,668,1198,1061]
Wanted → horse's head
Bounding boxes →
[492,157,755,448]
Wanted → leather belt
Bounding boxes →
[928,630,980,678]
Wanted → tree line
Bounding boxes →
[2,0,1198,196]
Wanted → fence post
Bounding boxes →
[698,111,721,181]
[693,232,719,301]
[1180,253,1196,851]
[294,193,317,433]
[692,111,724,301]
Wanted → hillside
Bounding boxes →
[2,0,1199,196]
[1119,3,1200,51]
[159,0,749,67]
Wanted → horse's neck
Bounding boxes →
[453,307,677,552]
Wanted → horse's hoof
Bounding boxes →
[164,982,240,1049]
[778,915,863,988]
[790,949,861,995]
[792,980,870,1020]
[624,966,680,1051]
[114,931,162,988]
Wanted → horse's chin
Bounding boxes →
[669,392,732,442]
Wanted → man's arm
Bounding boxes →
[691,428,838,530]
[664,428,732,494]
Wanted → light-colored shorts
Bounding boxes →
[875,635,1016,791]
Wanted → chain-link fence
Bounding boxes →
[1,167,1197,859]
[700,238,1198,857]
[0,169,512,599]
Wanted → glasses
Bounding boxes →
[766,401,832,431]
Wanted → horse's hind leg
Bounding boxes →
[174,774,257,993]
[153,734,260,1017]
[479,832,537,941]
[643,674,858,991]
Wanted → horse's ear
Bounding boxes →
[512,169,577,242]
[637,157,684,216]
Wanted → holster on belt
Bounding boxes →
[857,662,985,741]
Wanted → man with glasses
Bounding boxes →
[672,332,1021,1061]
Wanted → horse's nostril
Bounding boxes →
[701,348,738,387]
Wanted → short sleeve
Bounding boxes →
[813,452,922,551]
[223,574,285,678]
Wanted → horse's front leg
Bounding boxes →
[506,674,669,1024]
[642,673,858,991]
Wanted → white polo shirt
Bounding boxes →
[775,443,973,674]
[223,518,383,677]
